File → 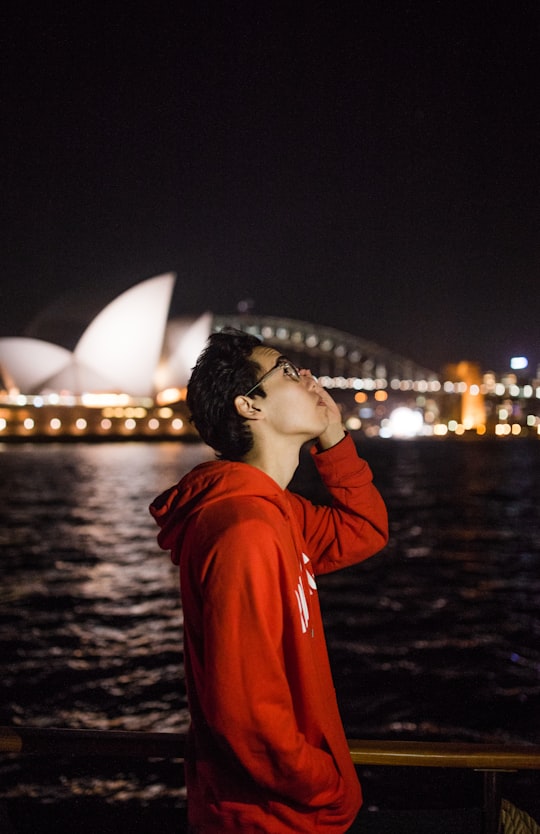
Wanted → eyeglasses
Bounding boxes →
[243,357,301,398]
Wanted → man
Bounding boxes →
[150,329,388,833]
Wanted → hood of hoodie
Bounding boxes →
[149,460,289,564]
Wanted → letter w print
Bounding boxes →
[294,553,317,634]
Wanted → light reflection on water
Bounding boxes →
[1,438,539,803]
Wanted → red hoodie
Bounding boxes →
[150,434,388,833]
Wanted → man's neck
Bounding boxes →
[242,437,303,490]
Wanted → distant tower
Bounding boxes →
[445,361,486,430]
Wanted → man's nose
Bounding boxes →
[300,369,317,389]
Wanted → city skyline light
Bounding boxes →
[1,273,539,441]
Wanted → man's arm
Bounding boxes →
[289,434,389,574]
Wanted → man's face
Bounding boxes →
[248,346,330,442]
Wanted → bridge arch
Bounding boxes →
[215,314,440,389]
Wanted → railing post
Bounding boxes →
[482,771,502,834]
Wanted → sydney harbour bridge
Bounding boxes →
[215,314,440,390]
[214,315,540,438]
[213,315,450,438]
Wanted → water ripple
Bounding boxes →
[1,438,539,803]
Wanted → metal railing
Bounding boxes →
[2,726,540,834]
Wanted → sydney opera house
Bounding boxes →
[1,273,539,440]
[0,273,213,439]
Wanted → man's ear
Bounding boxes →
[234,395,263,419]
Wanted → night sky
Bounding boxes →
[2,4,539,373]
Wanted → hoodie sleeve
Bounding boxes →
[288,433,388,574]
[186,509,344,808]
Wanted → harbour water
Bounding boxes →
[1,438,539,809]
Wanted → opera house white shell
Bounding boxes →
[0,273,212,399]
